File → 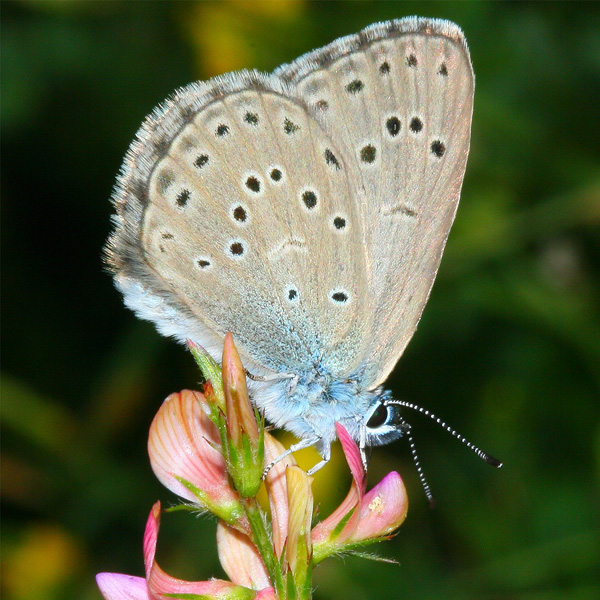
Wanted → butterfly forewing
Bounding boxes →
[109,76,369,375]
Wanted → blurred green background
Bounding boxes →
[2,1,599,599]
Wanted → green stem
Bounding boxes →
[299,567,312,600]
[243,498,286,599]
[293,549,312,600]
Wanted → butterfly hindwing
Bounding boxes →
[277,18,474,385]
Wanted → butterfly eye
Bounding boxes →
[366,403,389,429]
[364,401,406,447]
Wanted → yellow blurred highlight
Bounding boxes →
[3,524,85,600]
[180,0,305,77]
[234,0,304,19]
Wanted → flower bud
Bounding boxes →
[222,333,264,497]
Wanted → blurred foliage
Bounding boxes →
[2,1,599,599]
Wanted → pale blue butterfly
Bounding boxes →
[106,17,501,498]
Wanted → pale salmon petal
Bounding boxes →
[217,521,271,590]
[264,433,296,558]
[310,480,360,545]
[254,587,278,600]
[148,391,234,506]
[142,502,254,600]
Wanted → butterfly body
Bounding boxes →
[107,17,474,463]
[247,364,396,452]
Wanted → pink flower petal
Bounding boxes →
[148,390,237,508]
[143,502,161,580]
[96,573,151,600]
[353,471,408,541]
[335,422,365,493]
[312,423,366,546]
[263,433,296,558]
[143,502,253,599]
[313,428,408,556]
[216,521,271,590]
[150,570,245,600]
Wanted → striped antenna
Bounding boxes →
[402,422,435,505]
[386,400,503,468]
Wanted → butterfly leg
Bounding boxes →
[306,442,331,475]
[262,434,321,479]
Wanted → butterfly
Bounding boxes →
[106,17,501,491]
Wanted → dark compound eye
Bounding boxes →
[367,404,389,429]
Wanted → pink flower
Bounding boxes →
[96,573,150,600]
[217,521,271,591]
[97,502,274,600]
[311,423,408,562]
[222,333,260,448]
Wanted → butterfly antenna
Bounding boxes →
[387,400,503,468]
[403,422,434,506]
